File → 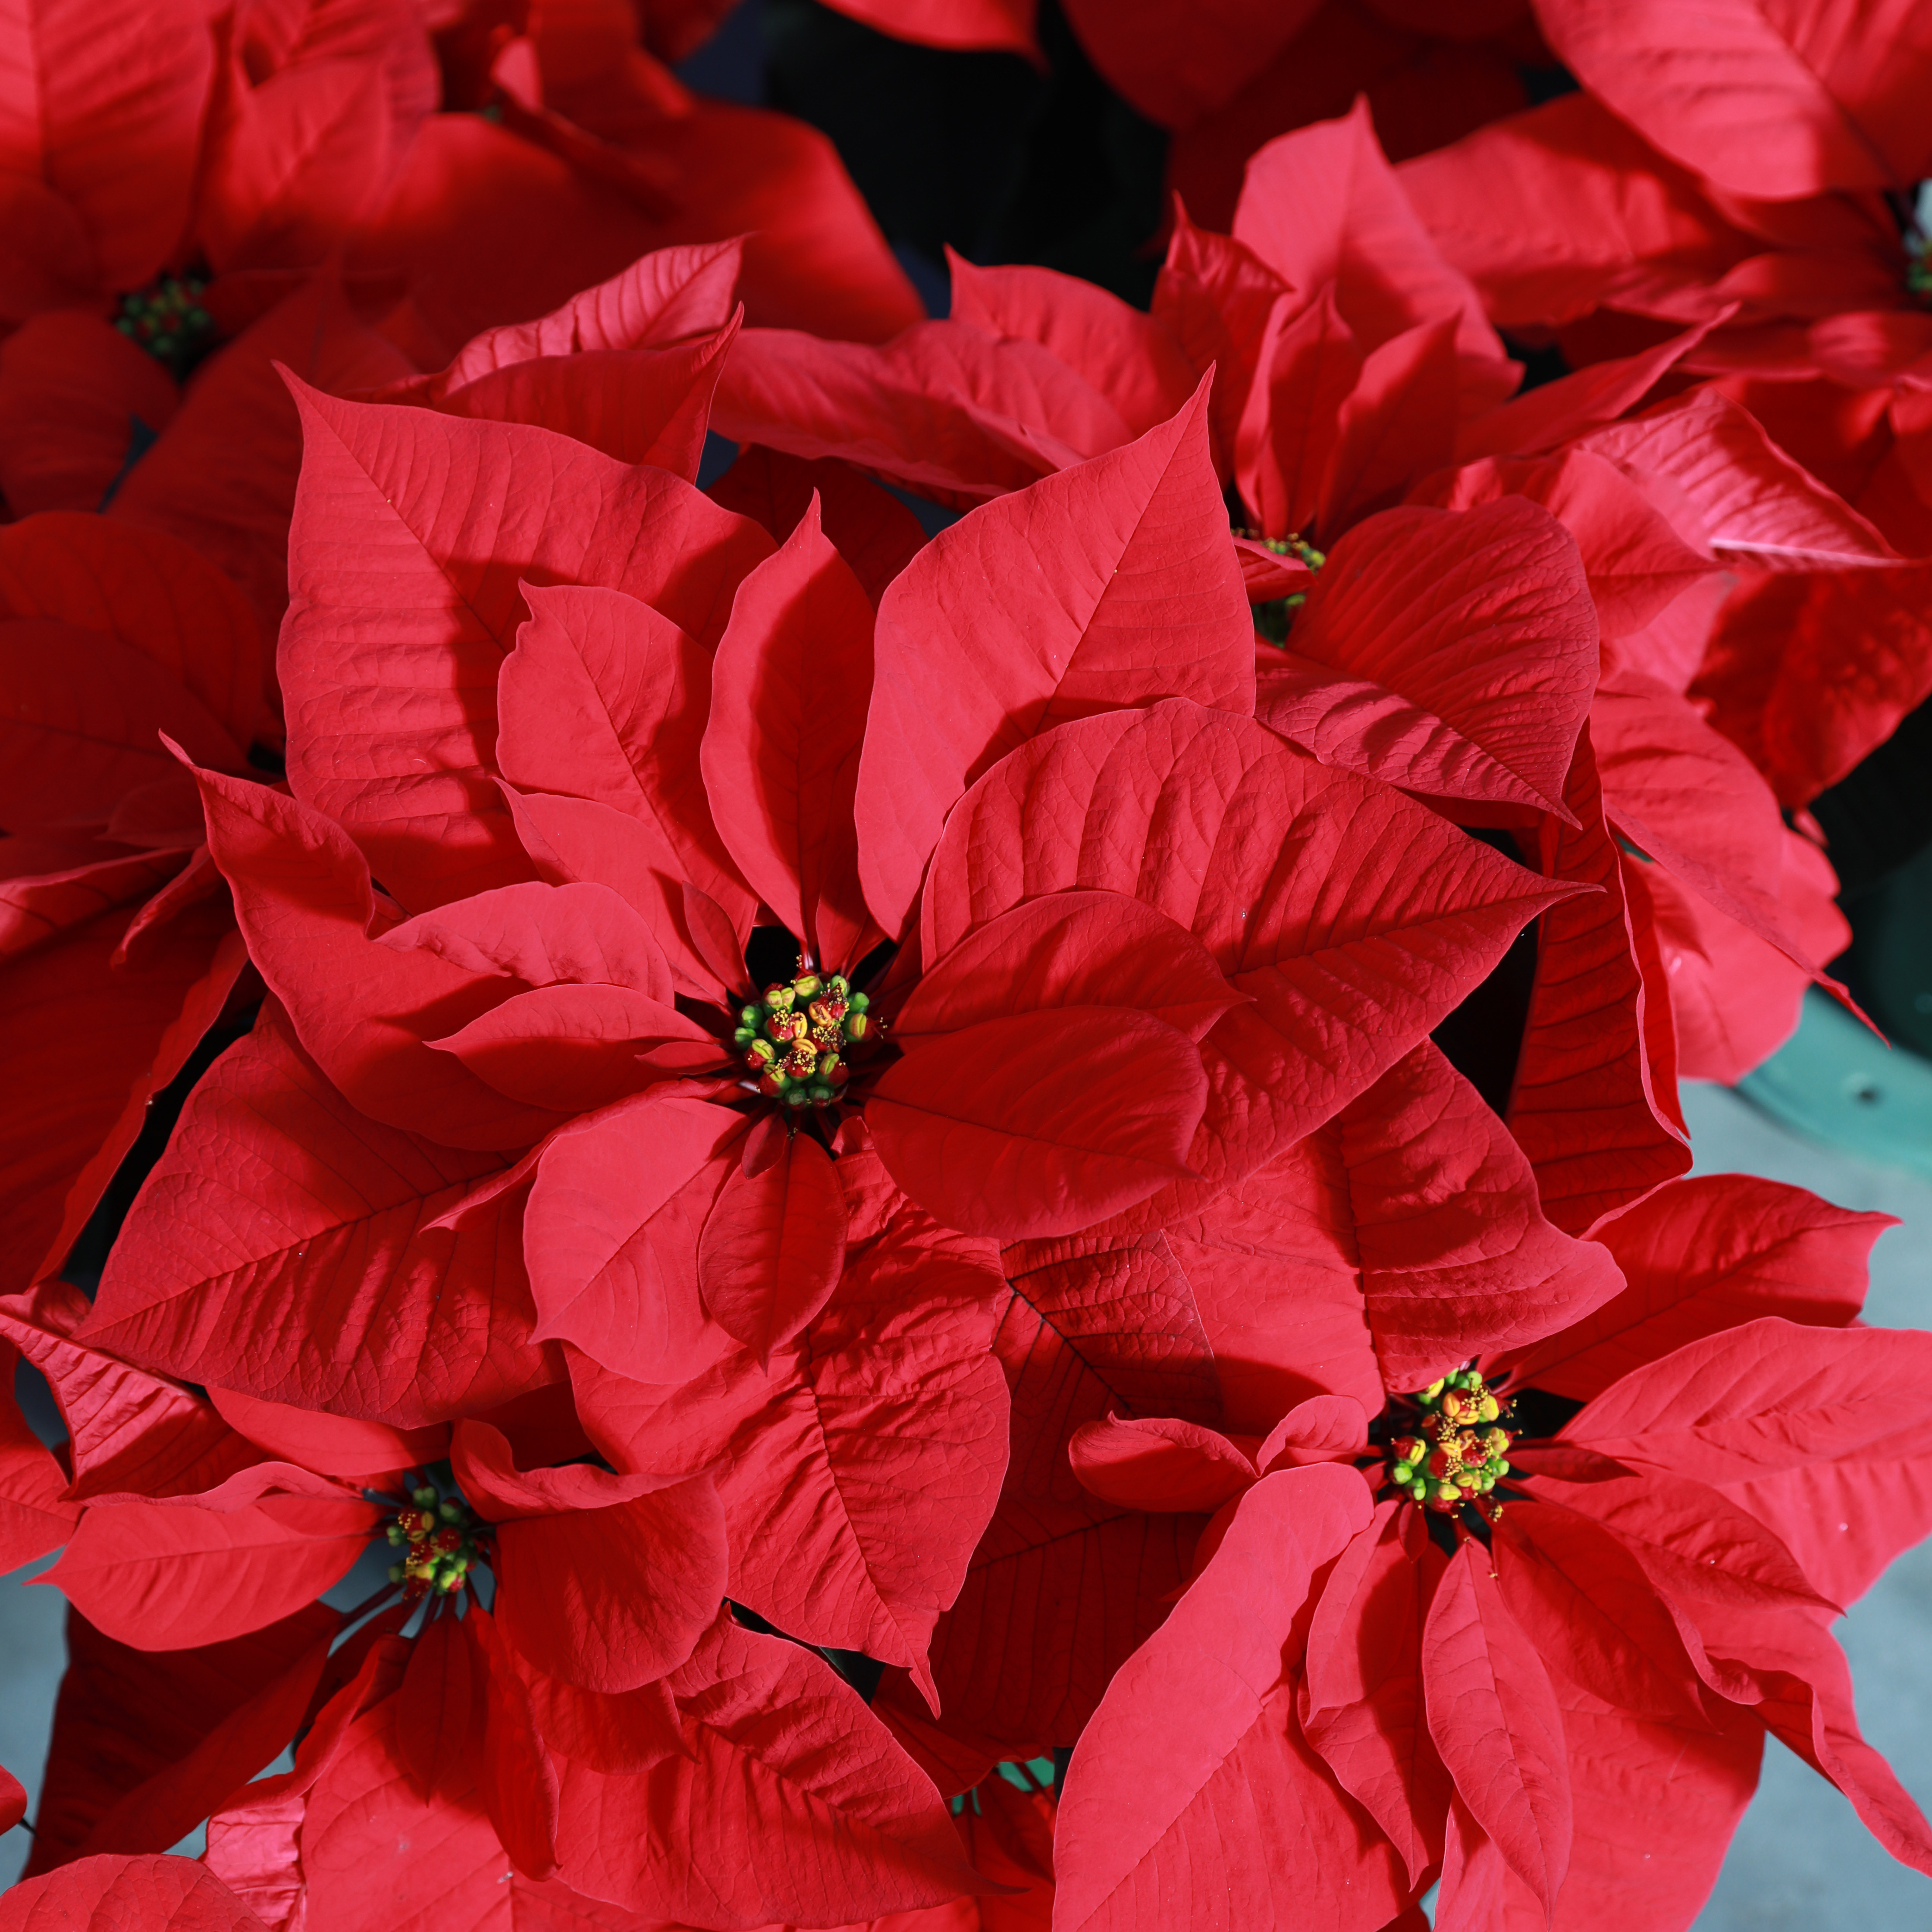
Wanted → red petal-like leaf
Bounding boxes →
[1507,727,1690,1235]
[576,1136,1008,1703]
[498,580,757,930]
[43,1493,379,1650]
[0,1857,274,1932]
[926,699,1578,1209]
[523,1092,744,1383]
[696,1129,849,1360]
[857,383,1252,939]
[916,1227,1217,1753]
[1302,1502,1452,1885]
[702,496,877,967]
[1422,1540,1573,1912]
[0,514,262,749]
[1495,1173,1878,1401]
[707,444,927,608]
[0,1280,261,1502]
[278,382,772,910]
[0,0,213,289]
[1492,1503,1704,1723]
[1052,1466,1398,1932]
[549,1609,982,1924]
[193,763,569,1151]
[1534,0,1932,198]
[1067,1415,1256,1512]
[1258,498,1597,818]
[1233,101,1510,382]
[869,1005,1207,1241]
[82,1004,558,1427]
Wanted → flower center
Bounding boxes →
[384,1478,486,1601]
[1250,532,1325,645]
[114,274,216,375]
[734,965,871,1108]
[1385,1368,1514,1515]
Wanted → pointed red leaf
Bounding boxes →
[925,699,1579,1208]
[1312,1041,1628,1395]
[702,496,877,966]
[1395,92,1752,334]
[1694,558,1932,808]
[1,1342,81,1571]
[277,381,772,910]
[1302,1502,1452,1885]
[0,1857,274,1932]
[707,444,927,608]
[429,982,718,1111]
[394,1614,474,1804]
[1067,1415,1256,1512]
[381,880,677,1001]
[576,1135,1008,1702]
[0,893,245,1301]
[0,514,262,749]
[897,890,1243,1044]
[0,1765,21,1836]
[429,321,737,481]
[1433,447,1722,643]
[205,1386,446,1481]
[522,1092,744,1383]
[697,1128,849,1359]
[947,253,1201,436]
[110,279,415,653]
[915,1227,1217,1752]
[43,1492,379,1650]
[0,314,179,516]
[500,784,746,1004]
[1051,1466,1399,1932]
[857,384,1252,938]
[1258,498,1598,817]
[1562,1316,1932,1485]
[489,1473,728,1695]
[1236,285,1362,548]
[1506,727,1690,1236]
[0,0,214,289]
[1422,1539,1573,1912]
[1534,0,1932,197]
[1492,1503,1704,1723]
[1152,204,1293,464]
[549,1609,982,1925]
[81,1004,559,1427]
[194,53,400,277]
[1234,100,1511,383]
[420,240,745,394]
[192,763,569,1151]
[0,618,245,830]
[1496,1173,1879,1401]
[1583,388,1898,569]
[497,581,757,930]
[57,1612,339,1868]
[0,1280,262,1502]
[868,1005,1208,1241]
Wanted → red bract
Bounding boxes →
[0,1855,276,1931]
[1045,1170,1932,1929]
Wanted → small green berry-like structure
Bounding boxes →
[1386,1366,1514,1518]
[113,274,216,376]
[383,1474,486,1602]
[734,963,873,1107]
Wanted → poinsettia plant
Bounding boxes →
[6,4,1932,1928]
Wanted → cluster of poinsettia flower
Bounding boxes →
[5,0,1932,1928]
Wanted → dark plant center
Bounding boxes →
[114,274,216,376]
[1248,532,1326,645]
[735,963,872,1108]
[383,1474,486,1602]
[1383,1367,1515,1517]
